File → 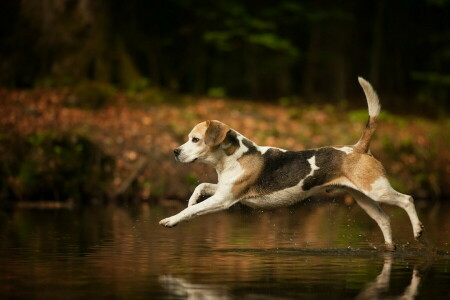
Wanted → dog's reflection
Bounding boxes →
[355,253,422,300]
[160,254,423,300]
[158,276,231,300]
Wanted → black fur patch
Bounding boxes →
[301,147,345,191]
[242,138,258,155]
[226,130,240,147]
[252,148,316,193]
[223,130,240,155]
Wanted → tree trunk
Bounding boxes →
[370,0,385,87]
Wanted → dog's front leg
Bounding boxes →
[188,183,218,207]
[159,193,236,228]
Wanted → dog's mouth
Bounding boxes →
[174,156,198,163]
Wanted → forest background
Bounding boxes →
[1,0,449,205]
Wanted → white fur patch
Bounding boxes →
[367,177,392,200]
[358,77,381,117]
[235,135,250,155]
[307,156,319,172]
[299,156,319,188]
[333,146,353,154]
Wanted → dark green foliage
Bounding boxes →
[0,132,114,202]
[126,78,151,95]
[1,0,449,112]
[66,82,116,110]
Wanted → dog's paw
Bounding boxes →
[385,243,397,252]
[414,223,425,240]
[159,217,178,228]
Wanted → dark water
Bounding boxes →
[1,201,449,299]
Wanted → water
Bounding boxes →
[1,201,449,299]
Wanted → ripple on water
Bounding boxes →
[0,203,450,299]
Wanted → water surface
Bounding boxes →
[1,201,449,299]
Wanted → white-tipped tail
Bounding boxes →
[358,76,381,117]
[354,77,381,153]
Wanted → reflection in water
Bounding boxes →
[355,254,421,300]
[159,276,232,300]
[160,254,425,300]
[0,203,449,299]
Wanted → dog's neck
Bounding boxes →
[202,147,238,174]
[211,131,258,177]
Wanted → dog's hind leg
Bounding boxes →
[388,193,423,240]
[367,177,424,240]
[188,183,218,207]
[350,190,395,251]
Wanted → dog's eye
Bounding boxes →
[191,137,200,143]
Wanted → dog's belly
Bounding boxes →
[240,187,317,209]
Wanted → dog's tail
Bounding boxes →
[354,77,381,153]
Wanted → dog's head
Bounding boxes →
[173,120,232,164]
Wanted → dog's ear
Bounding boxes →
[205,120,230,147]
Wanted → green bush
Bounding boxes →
[0,132,114,202]
[207,87,226,98]
[126,77,151,95]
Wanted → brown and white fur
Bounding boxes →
[160,77,423,251]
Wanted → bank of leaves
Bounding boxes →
[0,88,449,202]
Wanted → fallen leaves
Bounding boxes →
[1,88,449,200]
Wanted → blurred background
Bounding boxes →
[2,3,450,298]
[1,0,450,205]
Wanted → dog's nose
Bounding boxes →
[173,148,181,157]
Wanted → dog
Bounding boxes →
[159,77,424,251]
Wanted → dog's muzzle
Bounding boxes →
[173,148,181,161]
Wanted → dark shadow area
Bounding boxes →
[0,0,449,114]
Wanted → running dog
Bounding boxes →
[159,77,423,251]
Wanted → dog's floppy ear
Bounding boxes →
[205,120,230,147]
